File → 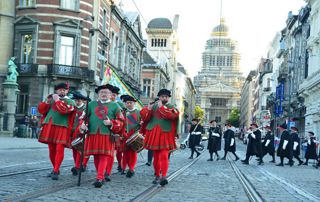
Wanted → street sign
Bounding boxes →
[31,107,37,115]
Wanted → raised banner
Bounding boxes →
[102,66,143,109]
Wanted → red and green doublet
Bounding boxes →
[141,103,179,151]
[38,97,76,146]
[71,104,86,141]
[84,100,124,157]
[123,108,141,150]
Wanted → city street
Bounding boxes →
[1,137,320,202]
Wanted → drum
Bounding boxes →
[126,132,144,153]
[71,137,84,152]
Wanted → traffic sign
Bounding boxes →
[31,107,37,115]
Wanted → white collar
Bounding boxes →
[127,108,136,112]
[76,103,84,108]
[98,99,111,103]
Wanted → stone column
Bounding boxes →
[2,81,19,136]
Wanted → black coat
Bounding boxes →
[188,124,203,149]
[291,132,301,156]
[224,129,236,152]
[207,126,221,152]
[277,130,293,158]
[305,137,317,159]
[262,131,275,155]
[246,129,262,156]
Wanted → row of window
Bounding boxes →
[151,39,167,47]
[19,0,79,10]
[203,55,233,67]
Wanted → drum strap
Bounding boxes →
[97,101,108,120]
[127,114,138,125]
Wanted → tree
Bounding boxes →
[227,107,240,127]
[194,105,205,120]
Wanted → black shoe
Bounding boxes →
[71,167,79,176]
[241,159,247,163]
[276,163,284,166]
[289,161,294,167]
[298,161,303,166]
[146,162,151,166]
[220,157,226,160]
[234,157,240,161]
[216,156,220,161]
[258,161,264,165]
[121,170,126,175]
[303,162,308,165]
[93,179,104,188]
[117,165,122,171]
[242,161,249,165]
[51,172,59,180]
[47,170,60,177]
[188,156,193,159]
[152,176,160,184]
[105,174,111,182]
[313,165,319,169]
[207,158,213,161]
[126,170,135,178]
[269,160,276,163]
[80,166,87,172]
[196,152,201,158]
[284,162,290,165]
[159,177,168,186]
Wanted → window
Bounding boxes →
[61,0,78,10]
[103,10,107,34]
[17,84,29,114]
[59,36,74,65]
[210,98,227,107]
[163,39,167,47]
[143,79,152,97]
[21,34,33,64]
[151,39,155,47]
[20,0,35,7]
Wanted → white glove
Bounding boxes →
[293,141,299,150]
[308,140,311,145]
[212,133,220,137]
[265,139,270,147]
[80,123,88,133]
[230,138,234,146]
[282,140,288,150]
[250,133,256,139]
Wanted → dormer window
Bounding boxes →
[151,38,167,47]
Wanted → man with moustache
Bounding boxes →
[141,89,179,186]
[80,84,124,188]
[38,82,76,180]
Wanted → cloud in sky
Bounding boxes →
[121,0,306,78]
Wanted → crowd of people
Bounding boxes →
[37,82,179,188]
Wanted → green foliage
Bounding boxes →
[227,107,240,127]
[194,105,205,120]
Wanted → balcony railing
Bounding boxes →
[47,64,94,82]
[17,63,38,75]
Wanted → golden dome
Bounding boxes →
[211,18,229,37]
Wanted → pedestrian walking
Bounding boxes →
[221,122,239,161]
[304,131,317,166]
[261,126,276,163]
[207,119,221,161]
[290,126,303,166]
[276,123,293,167]
[188,118,204,159]
[29,115,39,139]
[241,123,263,165]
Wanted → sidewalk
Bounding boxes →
[0,136,47,149]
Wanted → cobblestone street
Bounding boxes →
[1,137,320,202]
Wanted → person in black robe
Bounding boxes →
[276,123,293,166]
[241,123,263,165]
[221,123,239,161]
[261,126,276,163]
[304,131,318,166]
[188,118,204,159]
[290,127,303,166]
[207,120,221,161]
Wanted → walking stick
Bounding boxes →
[77,94,90,186]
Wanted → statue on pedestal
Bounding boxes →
[6,57,19,83]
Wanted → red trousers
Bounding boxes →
[116,150,123,167]
[122,150,137,171]
[153,150,169,177]
[72,148,89,169]
[48,143,65,173]
[105,154,114,175]
[94,154,112,180]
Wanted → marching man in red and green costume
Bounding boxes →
[121,95,141,178]
[70,91,90,176]
[141,89,179,186]
[38,82,76,180]
[80,84,124,188]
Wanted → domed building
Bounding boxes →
[194,18,244,124]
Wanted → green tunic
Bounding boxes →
[42,98,75,127]
[146,103,175,132]
[126,109,141,133]
[88,100,122,135]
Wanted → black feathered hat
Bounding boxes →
[54,82,69,90]
[192,118,199,122]
[120,94,129,101]
[111,86,120,94]
[250,123,258,128]
[123,95,136,102]
[278,123,287,130]
[157,89,171,97]
[95,84,114,94]
[71,91,87,100]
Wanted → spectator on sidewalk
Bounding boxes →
[29,115,39,139]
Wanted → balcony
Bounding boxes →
[47,64,94,82]
[17,63,38,75]
[263,87,271,92]
[277,63,288,81]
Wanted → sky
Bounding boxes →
[120,0,307,78]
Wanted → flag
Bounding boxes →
[102,65,143,109]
